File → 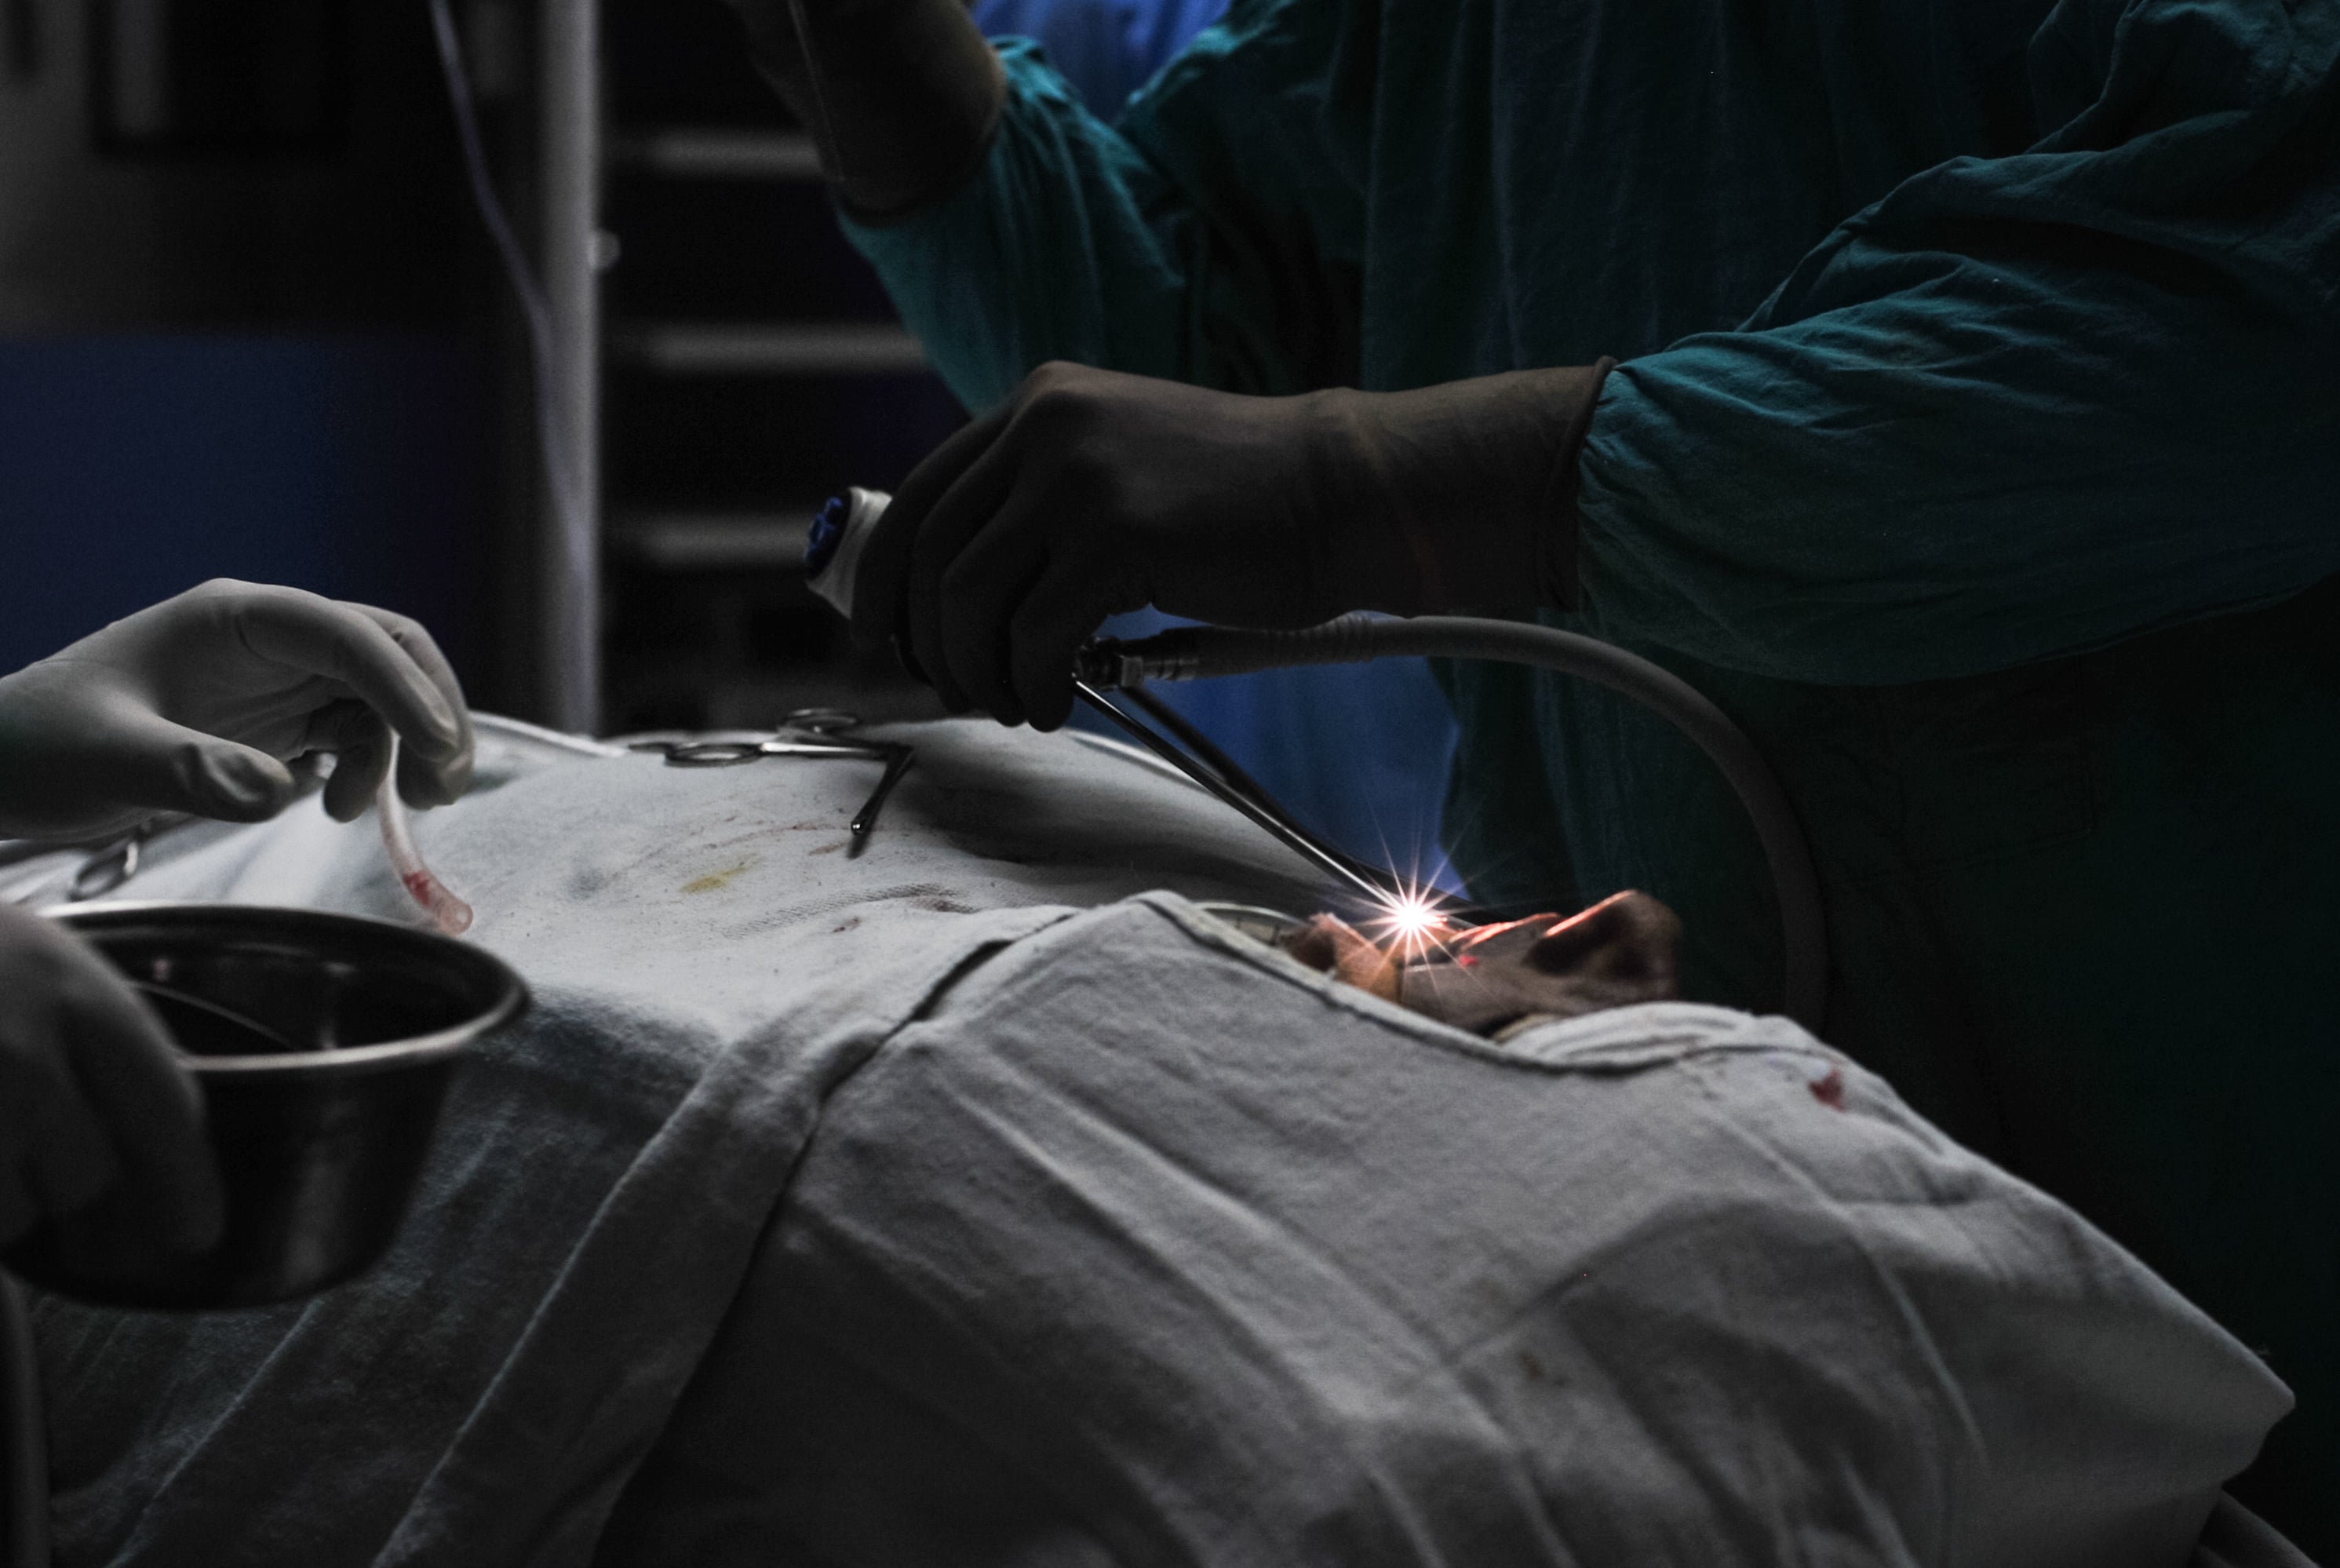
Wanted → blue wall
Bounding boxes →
[0,334,487,681]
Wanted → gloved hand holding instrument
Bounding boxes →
[0,579,476,1264]
[0,578,472,842]
[804,439,1828,1034]
[724,0,1615,724]
[0,581,483,1568]
[734,0,1793,1016]
[847,359,1614,731]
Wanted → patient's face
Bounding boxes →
[1281,891,1682,1037]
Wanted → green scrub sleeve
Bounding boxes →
[844,13,1368,410]
[1576,1,2340,687]
[855,2,2339,691]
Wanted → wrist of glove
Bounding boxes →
[0,579,473,842]
[727,0,1005,220]
[1311,360,1616,615]
[854,358,1616,730]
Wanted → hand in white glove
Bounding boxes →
[0,579,473,841]
[0,904,221,1262]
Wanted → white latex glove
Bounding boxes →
[0,903,221,1259]
[0,579,473,841]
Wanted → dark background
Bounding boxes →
[0,0,959,725]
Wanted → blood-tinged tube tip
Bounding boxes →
[377,746,473,936]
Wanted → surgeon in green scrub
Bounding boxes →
[724,0,2340,1541]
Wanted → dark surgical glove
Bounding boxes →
[0,579,473,841]
[724,0,1004,219]
[0,903,221,1264]
[853,359,1614,729]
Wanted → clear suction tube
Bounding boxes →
[377,743,473,937]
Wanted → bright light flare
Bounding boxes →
[1370,886,1457,961]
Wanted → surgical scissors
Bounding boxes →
[636,711,915,843]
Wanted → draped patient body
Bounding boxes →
[29,720,2291,1568]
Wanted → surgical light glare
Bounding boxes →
[1374,888,1451,960]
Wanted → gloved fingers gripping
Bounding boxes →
[311,702,395,823]
[904,431,1035,713]
[232,589,466,770]
[349,604,474,806]
[51,943,223,1254]
[935,488,1060,724]
[948,564,1041,727]
[1008,566,1127,732]
[74,691,300,824]
[852,403,1011,655]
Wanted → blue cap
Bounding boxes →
[805,494,850,576]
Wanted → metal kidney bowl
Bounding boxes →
[5,903,527,1311]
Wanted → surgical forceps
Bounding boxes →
[636,710,915,843]
[1071,680,1407,913]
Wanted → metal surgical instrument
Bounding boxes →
[1077,616,1829,1030]
[1072,680,1402,910]
[641,712,916,843]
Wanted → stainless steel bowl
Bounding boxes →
[4,903,527,1311]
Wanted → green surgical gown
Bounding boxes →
[845,0,2340,1540]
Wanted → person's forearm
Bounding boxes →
[727,0,1005,220]
[1574,262,2340,688]
[1305,366,1614,616]
[1572,0,2340,687]
[843,35,1370,413]
[837,53,1210,410]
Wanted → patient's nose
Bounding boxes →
[1524,891,1681,987]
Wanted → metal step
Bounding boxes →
[610,128,823,181]
[608,509,816,571]
[607,322,929,376]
